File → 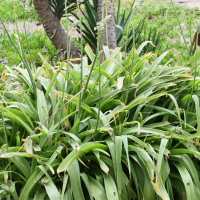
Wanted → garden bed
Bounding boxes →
[1,1,200,200]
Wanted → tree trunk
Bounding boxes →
[97,0,117,51]
[33,0,80,60]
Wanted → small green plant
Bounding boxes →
[1,1,200,199]
[1,42,200,199]
[122,0,199,66]
[48,0,82,19]
[0,30,58,67]
[0,0,38,22]
[68,0,145,52]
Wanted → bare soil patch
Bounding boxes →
[0,21,44,35]
[0,17,79,37]
[178,1,200,9]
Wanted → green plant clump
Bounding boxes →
[0,30,58,69]
[1,42,200,199]
[1,0,200,199]
[121,0,200,65]
[0,0,38,22]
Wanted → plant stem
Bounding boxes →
[64,1,72,133]
[170,0,190,58]
[75,0,83,136]
[0,8,35,93]
[24,11,35,72]
[94,6,105,137]
[82,52,98,99]
[116,0,121,24]
[13,3,29,70]
[189,17,192,47]
[125,14,135,104]
[94,29,101,140]
[106,9,109,47]
[124,8,134,104]
[187,32,198,120]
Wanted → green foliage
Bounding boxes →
[0,0,38,22]
[48,0,82,20]
[136,28,164,55]
[1,43,200,199]
[1,0,200,199]
[1,0,198,69]
[124,0,199,66]
[69,0,145,52]
[0,30,58,68]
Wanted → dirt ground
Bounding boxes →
[0,19,79,37]
[0,16,78,35]
[0,21,43,35]
[178,1,200,9]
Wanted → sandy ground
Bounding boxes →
[0,21,79,38]
[178,1,200,9]
[0,21,44,34]
[0,16,77,35]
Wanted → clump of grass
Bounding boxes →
[121,0,199,65]
[1,40,200,199]
[0,0,39,22]
[1,1,200,199]
[0,30,57,67]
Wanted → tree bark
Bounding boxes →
[33,0,80,60]
[97,0,117,51]
[190,32,200,56]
